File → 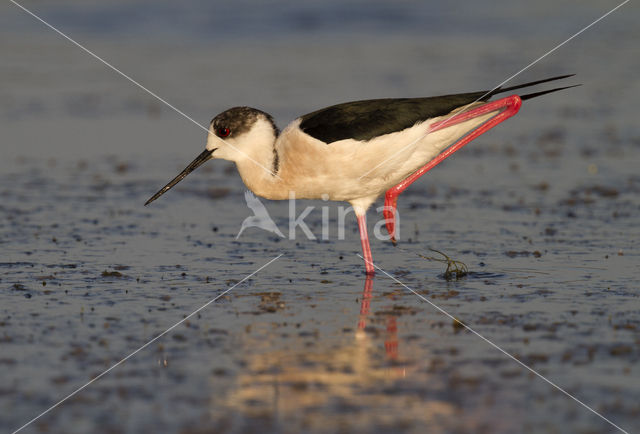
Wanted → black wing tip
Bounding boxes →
[520,83,581,101]
[544,73,575,80]
[490,74,577,98]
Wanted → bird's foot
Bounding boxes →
[383,194,398,242]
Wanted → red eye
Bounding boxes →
[217,127,230,137]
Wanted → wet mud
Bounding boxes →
[1,1,639,432]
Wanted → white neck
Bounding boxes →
[235,148,284,199]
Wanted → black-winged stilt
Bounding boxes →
[145,74,577,275]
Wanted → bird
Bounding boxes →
[236,190,285,239]
[145,74,577,275]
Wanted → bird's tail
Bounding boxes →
[488,74,580,101]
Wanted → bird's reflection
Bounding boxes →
[206,276,450,428]
[357,276,399,362]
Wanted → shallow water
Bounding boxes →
[1,1,639,433]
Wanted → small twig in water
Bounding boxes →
[393,245,468,280]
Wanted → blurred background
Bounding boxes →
[1,1,639,433]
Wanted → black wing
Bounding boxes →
[299,92,487,144]
[299,74,575,144]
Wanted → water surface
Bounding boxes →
[1,1,639,432]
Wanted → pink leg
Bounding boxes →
[357,214,375,275]
[384,94,523,242]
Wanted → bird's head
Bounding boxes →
[206,107,279,161]
[145,107,279,206]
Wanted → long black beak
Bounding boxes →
[145,149,214,206]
